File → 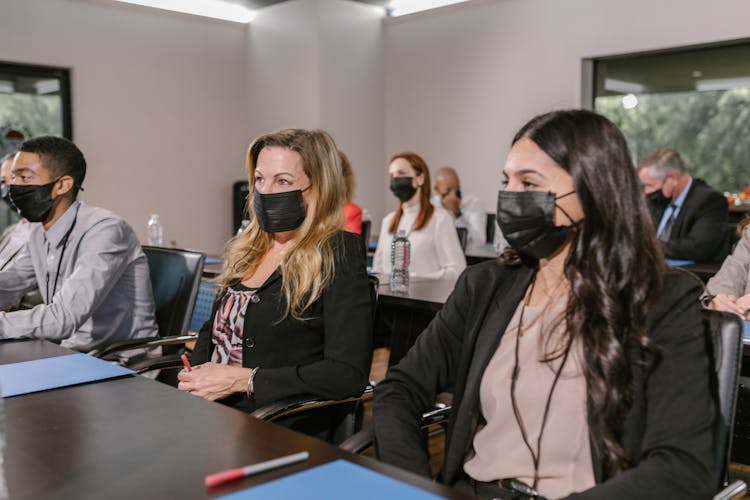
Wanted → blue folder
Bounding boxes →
[0,352,133,397]
[743,321,750,342]
[665,259,696,267]
[217,459,444,500]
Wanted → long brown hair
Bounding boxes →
[217,129,345,320]
[738,214,750,236]
[388,152,434,234]
[513,110,665,478]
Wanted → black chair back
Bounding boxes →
[361,219,372,249]
[142,246,205,339]
[703,310,743,488]
[455,227,468,251]
[485,212,496,244]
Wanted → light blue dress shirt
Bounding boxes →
[656,177,693,238]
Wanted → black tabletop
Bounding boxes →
[0,340,471,500]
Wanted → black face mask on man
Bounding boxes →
[8,179,60,223]
[390,177,418,203]
[496,190,577,260]
[253,187,308,233]
[646,189,670,207]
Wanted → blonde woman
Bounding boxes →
[178,129,372,438]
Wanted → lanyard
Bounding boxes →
[510,276,573,490]
[45,216,77,303]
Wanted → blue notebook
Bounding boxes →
[217,459,444,500]
[0,352,133,397]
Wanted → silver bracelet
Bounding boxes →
[246,367,259,397]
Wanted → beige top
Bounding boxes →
[463,296,595,499]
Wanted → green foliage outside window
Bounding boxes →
[596,88,750,193]
[0,93,62,140]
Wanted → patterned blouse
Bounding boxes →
[211,285,257,365]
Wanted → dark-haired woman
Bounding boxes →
[373,110,715,499]
[371,153,465,281]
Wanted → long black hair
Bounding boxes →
[513,109,665,477]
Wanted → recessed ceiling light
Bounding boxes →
[388,0,471,17]
[112,0,255,23]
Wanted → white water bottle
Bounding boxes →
[390,229,410,293]
[147,214,163,246]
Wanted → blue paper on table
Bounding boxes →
[0,352,133,397]
[666,259,696,267]
[217,459,444,500]
[743,321,750,341]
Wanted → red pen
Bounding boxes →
[180,353,192,372]
[205,451,309,488]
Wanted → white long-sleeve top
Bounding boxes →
[372,203,466,281]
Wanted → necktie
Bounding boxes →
[658,204,678,242]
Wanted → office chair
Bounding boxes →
[455,227,468,252]
[704,310,744,493]
[89,246,205,372]
[361,219,372,249]
[188,279,218,333]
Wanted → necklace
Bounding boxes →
[510,275,573,490]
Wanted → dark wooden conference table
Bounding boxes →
[0,340,471,500]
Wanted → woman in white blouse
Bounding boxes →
[372,152,466,281]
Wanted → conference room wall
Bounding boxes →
[246,0,386,229]
[383,0,750,216]
[0,0,250,255]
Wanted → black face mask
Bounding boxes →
[496,190,577,260]
[390,177,418,203]
[646,189,670,207]
[9,179,60,223]
[253,188,307,233]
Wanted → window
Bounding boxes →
[0,61,72,229]
[591,41,750,194]
[0,61,72,157]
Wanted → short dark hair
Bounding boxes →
[18,136,86,197]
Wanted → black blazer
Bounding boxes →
[192,231,373,413]
[373,261,716,499]
[647,178,728,262]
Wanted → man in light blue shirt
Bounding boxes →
[0,136,158,349]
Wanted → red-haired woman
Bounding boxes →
[371,152,465,281]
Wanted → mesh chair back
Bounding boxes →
[704,310,743,488]
[189,280,218,333]
[142,246,205,339]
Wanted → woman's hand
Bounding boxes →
[177,362,252,401]
[735,293,750,320]
[708,293,747,319]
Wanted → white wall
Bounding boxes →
[383,0,750,214]
[247,0,386,225]
[0,0,250,254]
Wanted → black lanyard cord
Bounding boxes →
[45,216,77,303]
[510,275,573,491]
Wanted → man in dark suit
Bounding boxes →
[638,147,728,262]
